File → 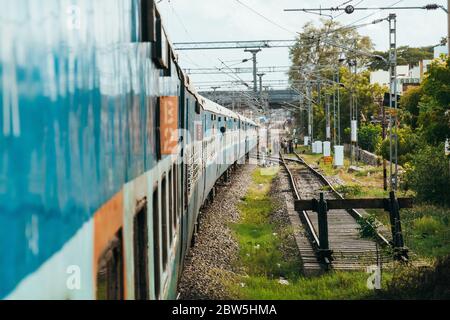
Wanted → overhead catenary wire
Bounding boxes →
[165,1,265,93]
[338,0,404,29]
[234,0,298,35]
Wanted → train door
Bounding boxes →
[178,87,186,266]
[133,203,149,300]
[202,113,208,201]
[234,118,238,163]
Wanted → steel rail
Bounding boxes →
[291,151,395,251]
[257,153,408,262]
[278,153,323,257]
[258,154,322,253]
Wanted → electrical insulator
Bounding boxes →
[345,5,355,14]
[351,120,358,143]
[424,4,439,10]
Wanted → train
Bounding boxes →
[0,0,259,299]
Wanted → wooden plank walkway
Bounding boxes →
[291,165,387,271]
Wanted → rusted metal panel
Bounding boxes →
[160,96,179,155]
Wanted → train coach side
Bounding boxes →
[0,0,259,300]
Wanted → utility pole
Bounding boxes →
[299,85,305,137]
[448,0,450,54]
[211,86,220,103]
[326,95,331,141]
[349,58,358,166]
[333,72,337,146]
[388,14,399,191]
[245,49,261,93]
[381,98,388,191]
[307,83,313,145]
[257,73,265,96]
[337,66,341,146]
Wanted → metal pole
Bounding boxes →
[326,95,331,141]
[349,60,354,165]
[253,51,258,93]
[245,49,261,93]
[448,0,450,54]
[337,67,341,145]
[308,83,314,144]
[318,193,330,252]
[333,71,337,146]
[300,85,305,136]
[382,99,388,191]
[388,14,398,191]
[354,60,359,163]
[257,73,265,96]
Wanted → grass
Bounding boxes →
[232,167,300,279]
[294,147,391,199]
[367,205,450,259]
[228,166,389,300]
[231,272,392,300]
[401,205,450,259]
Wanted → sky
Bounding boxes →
[156,0,448,91]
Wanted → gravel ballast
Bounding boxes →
[177,165,255,300]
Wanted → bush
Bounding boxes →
[379,127,420,165]
[414,216,442,237]
[357,214,380,239]
[384,256,450,299]
[405,143,450,206]
[358,124,382,153]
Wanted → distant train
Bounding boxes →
[0,0,259,299]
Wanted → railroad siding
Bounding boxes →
[291,164,384,271]
[280,171,323,276]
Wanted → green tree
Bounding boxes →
[369,46,434,71]
[379,127,420,165]
[289,19,373,82]
[358,124,382,153]
[405,143,450,205]
[400,86,423,129]
[418,57,450,145]
[289,20,388,144]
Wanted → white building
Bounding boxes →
[370,62,431,94]
[434,45,448,58]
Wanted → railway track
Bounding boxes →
[264,152,395,271]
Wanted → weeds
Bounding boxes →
[357,214,380,239]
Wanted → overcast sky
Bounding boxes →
[157,0,448,91]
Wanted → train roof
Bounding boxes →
[160,2,257,128]
[198,95,239,120]
[238,114,257,127]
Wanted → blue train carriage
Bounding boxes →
[0,0,259,300]
[0,0,181,300]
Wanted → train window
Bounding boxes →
[96,229,124,300]
[133,202,149,300]
[152,12,170,70]
[195,101,201,114]
[139,0,156,43]
[163,50,172,77]
[218,117,221,122]
[172,164,178,230]
[168,170,173,243]
[152,188,161,299]
[185,98,189,131]
[161,177,168,268]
